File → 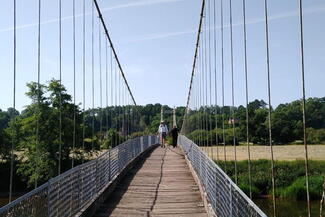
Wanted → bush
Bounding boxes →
[282,175,324,200]
[238,183,260,198]
[216,160,325,200]
[130,131,147,139]
[307,128,325,144]
[188,128,239,146]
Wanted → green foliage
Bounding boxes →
[4,80,88,186]
[0,108,19,160]
[238,183,260,198]
[282,176,324,200]
[306,128,325,144]
[187,128,240,146]
[102,129,124,149]
[184,98,325,145]
[130,131,148,139]
[217,160,325,200]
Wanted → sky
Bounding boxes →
[0,0,324,111]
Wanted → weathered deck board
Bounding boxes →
[92,147,208,217]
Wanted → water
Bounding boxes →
[0,196,20,208]
[0,197,10,207]
[254,198,323,217]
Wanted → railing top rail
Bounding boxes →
[179,135,267,217]
[0,135,158,217]
[198,141,266,215]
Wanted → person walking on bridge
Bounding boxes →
[158,121,168,148]
[170,126,179,148]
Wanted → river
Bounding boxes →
[254,198,323,217]
[0,196,20,208]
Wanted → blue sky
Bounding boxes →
[0,0,324,111]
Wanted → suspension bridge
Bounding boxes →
[0,0,324,217]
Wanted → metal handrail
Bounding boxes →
[0,135,158,217]
[178,135,267,217]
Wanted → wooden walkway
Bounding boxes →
[93,146,208,217]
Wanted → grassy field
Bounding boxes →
[202,145,325,161]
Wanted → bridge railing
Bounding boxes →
[178,135,267,217]
[0,135,158,217]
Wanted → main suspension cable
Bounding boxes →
[182,0,205,133]
[92,0,136,106]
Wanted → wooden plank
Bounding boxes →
[92,147,208,217]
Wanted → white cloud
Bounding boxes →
[119,5,325,43]
[0,0,185,33]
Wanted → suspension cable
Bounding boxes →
[199,43,203,147]
[117,67,122,144]
[229,0,237,184]
[202,10,206,150]
[298,0,310,216]
[242,0,252,199]
[99,19,103,150]
[208,0,213,159]
[105,38,109,138]
[9,0,17,203]
[220,0,226,172]
[263,0,276,215]
[204,9,209,151]
[35,0,41,189]
[213,0,219,162]
[194,65,198,144]
[82,0,86,163]
[91,1,95,151]
[321,180,325,216]
[58,0,62,176]
[110,49,113,147]
[72,0,76,168]
[114,61,118,146]
[123,84,126,139]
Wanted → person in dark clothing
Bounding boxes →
[170,126,179,148]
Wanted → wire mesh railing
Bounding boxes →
[0,135,157,217]
[178,135,267,217]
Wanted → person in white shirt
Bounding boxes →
[158,121,168,148]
